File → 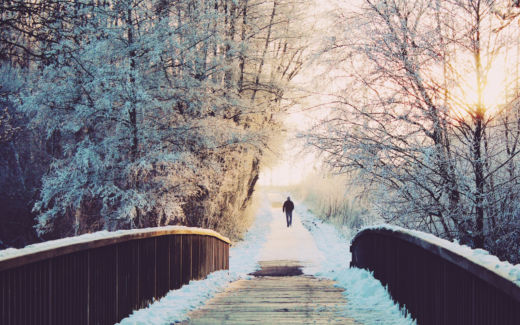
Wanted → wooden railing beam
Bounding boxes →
[351,228,520,324]
[0,228,230,325]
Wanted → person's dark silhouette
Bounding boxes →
[282,197,295,227]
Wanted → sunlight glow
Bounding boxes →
[258,108,320,187]
[258,147,317,187]
[449,49,516,120]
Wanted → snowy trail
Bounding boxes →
[296,205,416,324]
[257,199,324,274]
[119,190,415,324]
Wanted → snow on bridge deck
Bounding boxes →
[119,192,414,325]
[184,260,356,324]
[183,200,355,324]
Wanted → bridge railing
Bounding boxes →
[0,226,230,325]
[350,227,520,325]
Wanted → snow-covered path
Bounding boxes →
[257,196,324,274]
[119,191,415,324]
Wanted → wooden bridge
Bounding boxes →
[2,225,520,324]
[0,228,229,325]
[184,260,356,324]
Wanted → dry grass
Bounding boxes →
[271,202,283,208]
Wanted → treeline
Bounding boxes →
[306,0,520,263]
[0,0,308,246]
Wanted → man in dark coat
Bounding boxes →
[282,196,295,227]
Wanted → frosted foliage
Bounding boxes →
[306,0,520,263]
[15,0,307,239]
[291,172,378,238]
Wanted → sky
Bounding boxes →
[258,0,358,187]
[257,93,326,186]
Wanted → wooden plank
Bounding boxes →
[0,227,229,272]
[138,238,156,308]
[170,235,183,290]
[191,236,200,280]
[156,236,170,298]
[89,246,117,325]
[184,260,358,325]
[116,240,139,320]
[181,235,192,285]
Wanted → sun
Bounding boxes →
[448,50,514,120]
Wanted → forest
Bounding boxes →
[3,0,520,266]
[0,0,309,246]
[305,0,520,264]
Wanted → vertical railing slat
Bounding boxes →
[170,234,182,290]
[181,235,192,285]
[351,229,520,324]
[0,230,229,325]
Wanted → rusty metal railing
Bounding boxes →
[350,228,520,325]
[0,227,230,325]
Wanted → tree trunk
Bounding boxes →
[473,3,485,248]
[251,0,277,102]
[127,7,138,162]
[238,0,248,94]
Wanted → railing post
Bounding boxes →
[154,238,157,299]
[87,251,90,325]
[48,258,52,325]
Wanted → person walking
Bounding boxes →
[282,196,295,227]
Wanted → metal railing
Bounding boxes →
[350,228,520,325]
[0,227,230,325]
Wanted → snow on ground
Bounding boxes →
[360,224,520,287]
[117,193,273,324]
[258,199,324,274]
[295,203,416,325]
[118,191,414,324]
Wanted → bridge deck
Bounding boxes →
[183,260,357,324]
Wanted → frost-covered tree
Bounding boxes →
[11,0,310,241]
[306,0,520,262]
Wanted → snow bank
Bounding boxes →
[117,194,273,324]
[0,226,228,263]
[358,224,520,287]
[296,204,416,325]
